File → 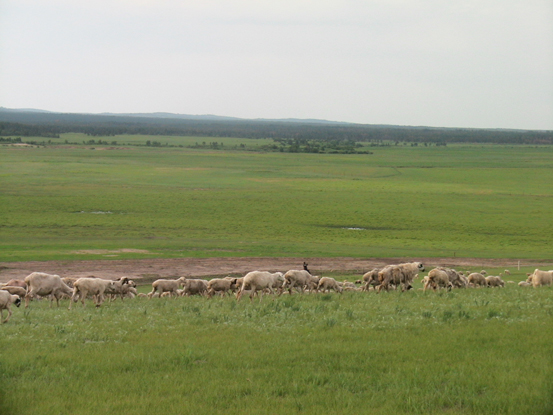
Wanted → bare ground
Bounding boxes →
[1,257,548,285]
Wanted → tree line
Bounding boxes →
[0,110,551,145]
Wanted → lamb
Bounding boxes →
[182,278,208,296]
[24,272,73,308]
[148,277,186,298]
[0,290,21,324]
[282,270,319,294]
[485,275,505,288]
[518,281,532,287]
[69,277,117,308]
[468,273,487,287]
[423,268,453,291]
[237,271,284,301]
[341,280,359,291]
[207,278,238,298]
[529,269,553,288]
[317,277,343,294]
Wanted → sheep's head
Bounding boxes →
[417,263,425,272]
[14,296,21,307]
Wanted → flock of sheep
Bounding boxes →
[1,262,552,324]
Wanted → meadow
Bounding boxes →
[1,135,552,414]
[1,134,552,261]
[1,275,552,415]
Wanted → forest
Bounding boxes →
[1,108,551,145]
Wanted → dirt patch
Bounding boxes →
[0,257,548,285]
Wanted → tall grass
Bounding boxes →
[1,139,552,261]
[1,283,552,414]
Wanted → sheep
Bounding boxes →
[468,273,487,287]
[504,269,511,275]
[148,277,186,298]
[137,293,149,298]
[282,270,317,295]
[480,270,487,275]
[1,279,27,290]
[237,271,284,301]
[0,290,21,324]
[180,278,208,296]
[341,280,359,291]
[485,275,505,288]
[69,277,117,309]
[518,281,532,287]
[437,267,466,288]
[24,272,73,308]
[529,269,553,288]
[207,278,237,298]
[377,262,424,292]
[362,268,381,291]
[104,277,136,301]
[1,286,27,297]
[317,277,343,294]
[423,268,453,291]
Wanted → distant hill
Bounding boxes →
[0,107,551,144]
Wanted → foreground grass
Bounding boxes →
[1,284,552,414]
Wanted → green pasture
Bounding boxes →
[1,279,552,415]
[1,135,553,261]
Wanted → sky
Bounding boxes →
[1,0,552,130]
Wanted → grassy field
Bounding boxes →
[1,275,552,415]
[1,135,552,261]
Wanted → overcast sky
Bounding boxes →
[1,0,552,129]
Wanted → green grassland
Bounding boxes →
[1,279,552,415]
[1,135,552,261]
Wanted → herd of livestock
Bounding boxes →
[1,261,552,324]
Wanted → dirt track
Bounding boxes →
[1,257,546,284]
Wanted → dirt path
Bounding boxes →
[0,257,545,284]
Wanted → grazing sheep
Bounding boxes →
[436,267,466,288]
[148,277,186,298]
[105,277,136,301]
[362,268,381,291]
[182,278,208,296]
[24,272,73,308]
[423,268,453,291]
[504,269,511,275]
[317,277,343,294]
[1,279,27,290]
[518,281,532,287]
[237,271,284,301]
[1,286,27,297]
[529,269,553,288]
[207,278,237,298]
[282,270,318,294]
[485,275,505,288]
[377,262,424,292]
[468,273,487,287]
[480,270,487,275]
[0,290,21,324]
[69,277,117,309]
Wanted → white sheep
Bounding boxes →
[377,262,424,292]
[207,278,238,298]
[237,271,284,301]
[0,290,21,324]
[104,277,136,301]
[423,268,452,291]
[148,277,186,298]
[529,269,553,287]
[182,278,209,296]
[24,272,73,308]
[317,277,343,294]
[485,275,505,288]
[69,277,117,308]
[282,270,318,294]
[468,273,487,287]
